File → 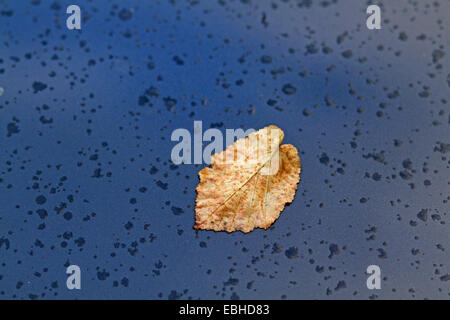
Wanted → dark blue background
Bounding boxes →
[0,0,448,299]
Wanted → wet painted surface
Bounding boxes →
[0,0,449,299]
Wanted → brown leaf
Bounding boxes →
[194,125,301,233]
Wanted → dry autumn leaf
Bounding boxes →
[194,125,301,233]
